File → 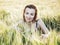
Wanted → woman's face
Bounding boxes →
[24,8,35,23]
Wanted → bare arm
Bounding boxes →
[37,19,49,34]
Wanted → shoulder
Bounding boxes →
[16,19,24,30]
[12,19,24,27]
[17,19,24,27]
[12,19,24,31]
[35,19,43,28]
[36,18,44,24]
[36,18,45,28]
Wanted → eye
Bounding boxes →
[31,13,33,16]
[26,12,29,15]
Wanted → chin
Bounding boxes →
[26,20,32,23]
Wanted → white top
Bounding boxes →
[12,19,50,38]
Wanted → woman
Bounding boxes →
[14,4,50,40]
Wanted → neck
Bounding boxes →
[25,21,32,26]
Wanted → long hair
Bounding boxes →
[23,4,37,22]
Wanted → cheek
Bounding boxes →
[24,15,29,20]
[25,15,28,18]
[31,16,34,19]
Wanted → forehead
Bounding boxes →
[25,8,35,13]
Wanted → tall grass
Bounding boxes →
[42,15,60,32]
[0,24,59,45]
[0,20,59,45]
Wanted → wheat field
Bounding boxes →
[0,0,60,45]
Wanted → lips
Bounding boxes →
[25,16,32,22]
[28,18,31,20]
[26,17,31,20]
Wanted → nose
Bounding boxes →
[28,14,31,18]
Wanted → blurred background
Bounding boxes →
[0,0,60,21]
